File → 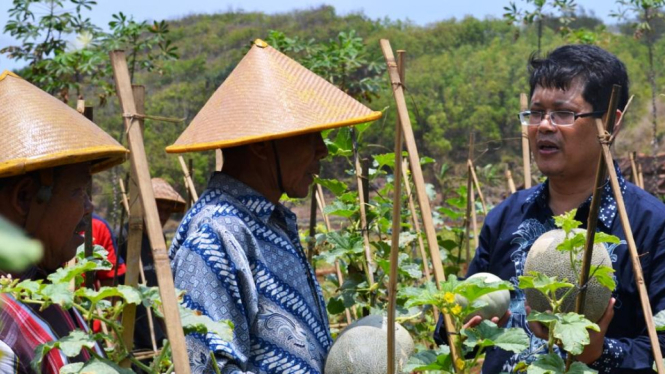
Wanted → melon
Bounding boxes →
[455,272,511,322]
[524,229,613,322]
[325,315,414,374]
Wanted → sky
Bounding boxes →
[0,0,620,71]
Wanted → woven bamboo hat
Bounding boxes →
[152,177,186,213]
[0,71,128,178]
[166,39,382,153]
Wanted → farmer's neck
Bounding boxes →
[547,171,597,216]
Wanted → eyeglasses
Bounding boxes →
[518,110,605,127]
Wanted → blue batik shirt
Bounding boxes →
[170,173,332,374]
[435,165,665,373]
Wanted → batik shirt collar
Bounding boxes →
[207,172,299,232]
[523,162,627,228]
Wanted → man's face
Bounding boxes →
[156,199,175,227]
[528,81,602,182]
[274,132,329,199]
[35,163,93,271]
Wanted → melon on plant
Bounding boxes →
[324,315,414,374]
[455,272,511,322]
[524,228,612,322]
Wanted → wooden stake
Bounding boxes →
[118,178,130,214]
[638,162,645,189]
[120,85,146,364]
[307,185,317,268]
[316,184,332,230]
[468,160,487,215]
[402,159,431,281]
[506,168,517,194]
[80,100,94,290]
[381,39,460,369]
[630,152,639,185]
[351,129,376,288]
[110,51,190,374]
[387,49,405,374]
[215,149,224,172]
[139,257,159,353]
[178,155,199,202]
[520,93,532,189]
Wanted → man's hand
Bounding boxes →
[527,298,615,364]
[463,310,512,329]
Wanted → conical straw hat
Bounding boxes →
[152,177,186,213]
[166,39,382,153]
[0,71,128,178]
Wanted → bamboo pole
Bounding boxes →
[120,85,147,363]
[307,185,317,268]
[139,257,159,353]
[468,159,487,215]
[315,186,355,323]
[630,152,639,185]
[380,39,460,369]
[110,51,190,374]
[77,100,95,289]
[179,155,199,202]
[352,129,376,288]
[387,49,405,374]
[520,93,532,189]
[638,163,645,189]
[402,159,431,281]
[215,149,224,172]
[464,135,475,264]
[506,168,517,194]
[118,178,130,214]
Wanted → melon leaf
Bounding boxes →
[593,231,621,245]
[527,353,566,373]
[519,272,574,295]
[556,232,585,253]
[554,209,582,234]
[589,265,616,291]
[526,310,558,324]
[567,361,597,374]
[461,320,529,353]
[553,313,599,355]
[403,345,452,373]
[403,281,441,308]
[454,277,513,304]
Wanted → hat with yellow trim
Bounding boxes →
[0,71,128,178]
[166,39,382,153]
[152,177,186,213]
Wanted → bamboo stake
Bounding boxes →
[352,129,376,288]
[520,93,532,189]
[638,163,645,189]
[307,185,317,268]
[506,168,517,194]
[464,135,475,263]
[315,186,355,323]
[381,39,460,369]
[118,178,130,214]
[630,152,639,185]
[387,49,405,374]
[178,155,199,202]
[215,149,224,172]
[77,100,95,289]
[110,51,190,374]
[402,159,431,281]
[139,257,159,352]
[120,85,147,364]
[468,159,487,215]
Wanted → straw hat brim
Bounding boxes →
[165,112,381,153]
[165,39,382,153]
[0,71,129,178]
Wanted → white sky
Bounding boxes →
[0,0,621,71]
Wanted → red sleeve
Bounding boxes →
[91,219,126,279]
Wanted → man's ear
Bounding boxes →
[5,176,39,221]
[247,141,270,161]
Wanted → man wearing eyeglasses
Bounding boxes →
[435,44,665,373]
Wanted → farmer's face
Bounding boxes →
[527,81,602,184]
[274,132,329,198]
[36,164,93,271]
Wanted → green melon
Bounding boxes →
[455,272,511,322]
[325,315,414,374]
[524,228,613,322]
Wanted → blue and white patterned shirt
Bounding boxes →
[435,165,665,373]
[170,173,332,374]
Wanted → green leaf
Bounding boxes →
[528,353,566,373]
[526,310,558,325]
[519,272,574,295]
[0,215,42,272]
[593,231,621,245]
[567,361,598,374]
[553,209,582,234]
[553,313,599,355]
[461,321,529,353]
[42,283,74,308]
[180,306,234,341]
[32,330,101,371]
[59,357,134,373]
[323,201,355,218]
[403,281,441,308]
[403,345,452,373]
[556,232,585,253]
[314,177,348,197]
[589,265,616,291]
[654,309,665,331]
[327,297,345,315]
[454,276,513,304]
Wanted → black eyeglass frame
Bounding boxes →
[518,110,606,127]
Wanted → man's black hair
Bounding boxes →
[528,44,629,112]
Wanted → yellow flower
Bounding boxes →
[455,358,466,370]
[451,305,463,315]
[443,292,455,304]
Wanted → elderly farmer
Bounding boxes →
[119,177,187,352]
[0,71,127,373]
[436,44,665,373]
[166,39,381,373]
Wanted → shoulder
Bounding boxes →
[484,186,540,226]
[623,182,665,222]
